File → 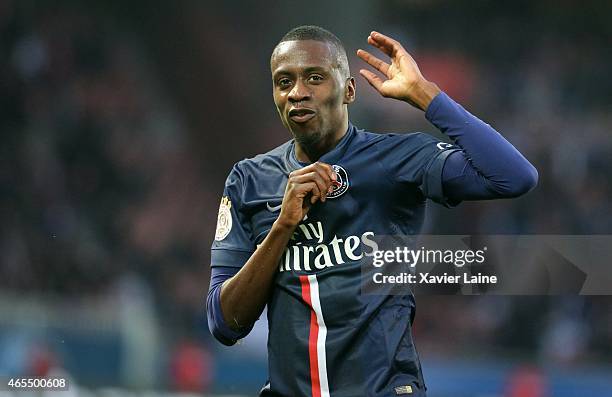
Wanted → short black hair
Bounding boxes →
[273,25,350,78]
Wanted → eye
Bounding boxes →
[277,78,292,88]
[308,74,324,83]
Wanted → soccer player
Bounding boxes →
[207,26,537,396]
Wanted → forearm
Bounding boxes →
[207,266,243,345]
[428,92,538,198]
[208,162,335,344]
[219,221,294,331]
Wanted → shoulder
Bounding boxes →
[350,126,439,150]
[230,140,292,176]
[223,140,293,194]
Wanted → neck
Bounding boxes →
[294,118,348,163]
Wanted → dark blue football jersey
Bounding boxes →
[211,123,460,397]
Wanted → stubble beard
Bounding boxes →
[293,126,328,161]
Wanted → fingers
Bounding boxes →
[291,172,329,203]
[359,69,384,93]
[366,35,387,55]
[356,49,390,76]
[302,182,321,205]
[357,31,407,93]
[288,162,336,204]
[367,31,404,57]
[292,161,335,181]
[280,162,335,227]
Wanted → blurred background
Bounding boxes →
[0,0,611,396]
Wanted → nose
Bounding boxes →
[288,79,310,103]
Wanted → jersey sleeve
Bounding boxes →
[377,132,461,207]
[211,163,256,268]
[427,92,538,201]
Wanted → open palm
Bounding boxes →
[357,31,437,111]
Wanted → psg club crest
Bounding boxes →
[327,165,349,199]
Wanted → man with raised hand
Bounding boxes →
[207,26,537,397]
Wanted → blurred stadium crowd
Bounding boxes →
[0,1,610,395]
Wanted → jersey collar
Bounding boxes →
[286,123,356,170]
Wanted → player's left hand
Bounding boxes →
[357,31,440,111]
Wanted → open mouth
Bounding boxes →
[288,108,316,123]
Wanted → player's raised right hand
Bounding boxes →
[276,162,336,228]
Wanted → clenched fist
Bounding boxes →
[276,162,336,229]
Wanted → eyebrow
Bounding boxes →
[273,65,329,78]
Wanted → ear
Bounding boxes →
[343,77,356,104]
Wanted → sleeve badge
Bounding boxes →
[214,196,233,241]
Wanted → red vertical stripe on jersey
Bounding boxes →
[300,275,321,397]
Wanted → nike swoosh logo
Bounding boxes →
[266,202,282,212]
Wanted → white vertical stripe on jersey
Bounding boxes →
[308,275,330,397]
